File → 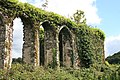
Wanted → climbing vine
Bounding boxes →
[76,25,105,68]
[0,0,76,28]
[0,0,105,68]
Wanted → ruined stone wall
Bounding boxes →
[0,0,105,69]
[41,24,78,68]
[0,13,40,69]
[22,17,40,66]
[0,14,104,69]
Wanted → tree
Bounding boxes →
[106,51,120,64]
[12,57,23,64]
[71,10,86,24]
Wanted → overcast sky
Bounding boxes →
[12,0,120,58]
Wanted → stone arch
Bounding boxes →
[58,26,74,67]
[0,12,40,69]
[41,21,58,67]
[19,16,40,66]
[11,15,40,66]
[12,17,23,64]
[39,25,44,66]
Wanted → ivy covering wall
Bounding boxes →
[76,25,105,68]
[0,0,76,28]
[0,0,105,68]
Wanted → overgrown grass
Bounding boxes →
[0,63,119,80]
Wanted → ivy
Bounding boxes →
[76,25,105,68]
[0,0,105,68]
[0,0,106,40]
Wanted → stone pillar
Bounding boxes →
[22,19,39,66]
[0,14,13,69]
[34,27,40,66]
[72,32,78,68]
[56,31,60,68]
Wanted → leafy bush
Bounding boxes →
[76,25,104,68]
[0,64,119,80]
[12,57,23,64]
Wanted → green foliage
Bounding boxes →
[0,0,117,80]
[39,28,44,65]
[76,25,105,68]
[12,57,23,64]
[0,0,76,28]
[105,61,110,67]
[39,28,44,43]
[71,51,74,67]
[0,0,105,68]
[51,48,57,68]
[71,10,86,24]
[0,64,119,80]
[106,51,120,64]
[77,30,93,67]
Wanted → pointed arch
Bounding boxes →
[41,21,58,67]
[59,26,73,67]
[12,17,23,64]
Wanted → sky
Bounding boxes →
[12,0,120,58]
[96,0,120,57]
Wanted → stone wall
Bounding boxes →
[22,17,40,66]
[0,13,40,69]
[0,15,79,69]
[0,12,104,69]
[0,0,105,69]
[41,23,78,68]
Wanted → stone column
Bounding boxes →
[56,31,60,69]
[34,27,40,66]
[0,14,13,69]
[72,32,78,68]
[4,23,13,69]
[22,19,40,66]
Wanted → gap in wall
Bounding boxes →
[12,18,24,63]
